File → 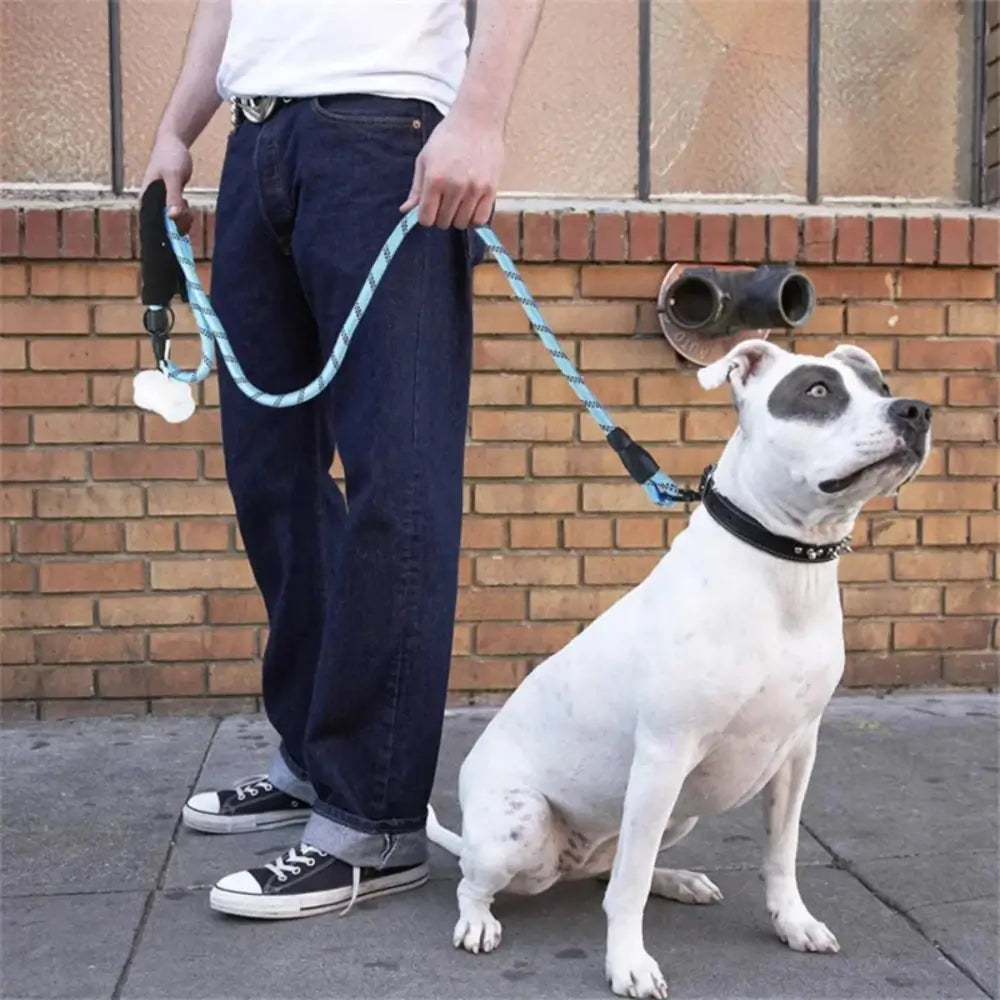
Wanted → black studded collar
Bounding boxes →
[698,466,852,564]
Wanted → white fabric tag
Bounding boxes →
[133,369,196,424]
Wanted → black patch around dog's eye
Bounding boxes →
[839,355,890,397]
[767,364,850,423]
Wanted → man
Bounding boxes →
[141,0,542,920]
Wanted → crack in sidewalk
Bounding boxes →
[110,717,221,1000]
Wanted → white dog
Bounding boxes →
[428,339,931,998]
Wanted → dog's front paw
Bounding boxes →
[453,910,502,954]
[605,948,668,998]
[771,906,840,953]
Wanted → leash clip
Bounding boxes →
[142,305,174,372]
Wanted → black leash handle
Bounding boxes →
[139,180,187,367]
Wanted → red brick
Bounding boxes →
[699,214,732,263]
[98,664,205,698]
[186,209,207,259]
[898,339,995,371]
[34,412,139,444]
[476,622,576,656]
[31,262,138,297]
[971,216,999,266]
[558,212,590,261]
[933,410,995,441]
[847,304,945,336]
[904,216,936,264]
[664,213,696,261]
[150,628,255,662]
[733,214,766,262]
[125,521,176,552]
[945,584,1000,616]
[474,263,575,298]
[894,550,991,581]
[40,560,144,593]
[948,446,999,477]
[594,213,626,261]
[17,522,65,554]
[474,482,576,515]
[528,587,625,621]
[627,212,661,262]
[562,518,613,549]
[151,557,254,591]
[921,514,969,545]
[970,514,1000,545]
[0,208,20,257]
[615,517,665,548]
[98,595,203,627]
[208,661,261,695]
[947,376,999,407]
[456,588,526,621]
[1,486,33,517]
[60,209,96,258]
[894,618,992,651]
[68,522,124,553]
[0,373,88,408]
[897,480,993,511]
[1,563,35,593]
[30,339,136,371]
[448,658,528,691]
[767,214,799,262]
[143,410,221,445]
[938,216,970,265]
[23,210,58,258]
[509,517,559,549]
[39,631,144,664]
[0,449,86,481]
[489,211,520,259]
[871,216,903,264]
[835,215,869,263]
[178,519,232,551]
[584,553,659,584]
[842,585,941,617]
[942,651,998,686]
[464,444,527,478]
[92,448,199,481]
[36,484,143,518]
[802,216,834,263]
[1,596,93,629]
[97,209,133,258]
[207,591,266,624]
[0,632,35,665]
[1,263,28,297]
[843,652,942,687]
[898,268,997,300]
[947,303,1000,336]
[1,300,89,335]
[522,212,555,261]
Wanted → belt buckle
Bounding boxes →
[235,96,278,125]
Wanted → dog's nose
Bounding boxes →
[888,397,932,436]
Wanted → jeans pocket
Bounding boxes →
[309,95,425,131]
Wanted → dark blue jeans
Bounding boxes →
[210,94,475,867]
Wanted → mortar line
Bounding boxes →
[110,717,221,1000]
[803,821,995,999]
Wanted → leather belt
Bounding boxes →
[230,96,295,127]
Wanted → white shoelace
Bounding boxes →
[262,843,361,915]
[233,776,274,801]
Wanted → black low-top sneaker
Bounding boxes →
[182,776,310,834]
[209,843,429,919]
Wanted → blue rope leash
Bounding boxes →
[155,207,699,508]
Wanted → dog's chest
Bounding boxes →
[675,641,841,816]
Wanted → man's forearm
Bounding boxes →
[451,0,544,128]
[156,0,232,146]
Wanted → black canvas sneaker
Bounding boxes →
[182,776,310,834]
[209,843,429,919]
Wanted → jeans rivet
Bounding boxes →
[412,119,421,130]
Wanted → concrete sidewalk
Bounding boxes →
[2,692,997,1000]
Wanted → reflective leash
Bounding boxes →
[149,206,701,508]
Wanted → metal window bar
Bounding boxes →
[806,0,821,204]
[638,0,652,200]
[971,0,987,207]
[108,0,124,195]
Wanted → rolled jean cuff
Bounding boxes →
[303,806,428,868]
[267,745,317,806]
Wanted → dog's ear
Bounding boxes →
[697,338,783,392]
[825,343,883,377]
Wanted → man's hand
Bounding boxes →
[140,131,195,235]
[400,111,504,230]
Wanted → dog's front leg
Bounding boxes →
[602,743,688,999]
[762,722,840,954]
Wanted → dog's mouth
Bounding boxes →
[819,447,923,494]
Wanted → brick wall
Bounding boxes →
[0,204,997,720]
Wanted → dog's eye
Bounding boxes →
[880,382,891,397]
[806,382,828,398]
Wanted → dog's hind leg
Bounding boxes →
[649,817,723,903]
[453,786,562,955]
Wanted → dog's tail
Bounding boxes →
[426,804,463,857]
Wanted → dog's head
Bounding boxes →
[698,340,931,515]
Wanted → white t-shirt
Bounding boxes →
[216,1,469,115]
